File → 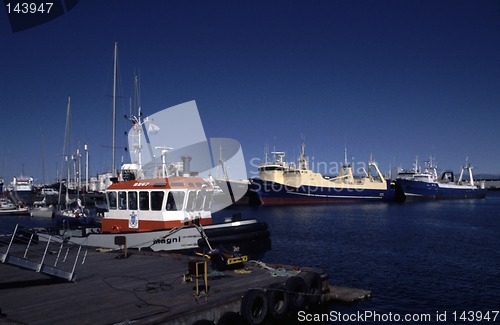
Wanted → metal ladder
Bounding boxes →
[0,224,87,282]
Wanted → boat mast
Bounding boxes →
[112,42,118,174]
[299,142,307,170]
[84,144,89,192]
[59,96,71,206]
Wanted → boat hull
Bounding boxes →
[0,208,30,216]
[38,219,271,258]
[396,179,487,199]
[250,178,396,204]
[30,207,54,218]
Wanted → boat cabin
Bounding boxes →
[102,177,214,233]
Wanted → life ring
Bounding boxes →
[266,282,289,320]
[216,311,242,325]
[284,276,306,311]
[302,272,322,306]
[240,289,268,325]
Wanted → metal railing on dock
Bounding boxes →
[0,224,87,282]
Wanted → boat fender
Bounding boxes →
[284,276,306,311]
[216,311,242,325]
[302,272,322,306]
[266,282,290,320]
[240,289,268,325]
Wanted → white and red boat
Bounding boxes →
[42,174,270,256]
[38,101,270,257]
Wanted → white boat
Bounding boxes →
[30,198,55,218]
[10,175,36,205]
[37,100,270,257]
[43,175,270,254]
[30,206,54,218]
[0,198,29,215]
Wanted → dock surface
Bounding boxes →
[0,238,369,324]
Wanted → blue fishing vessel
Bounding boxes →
[396,157,487,200]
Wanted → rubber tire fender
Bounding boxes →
[303,272,322,306]
[192,320,214,325]
[266,282,290,320]
[210,253,227,271]
[284,276,306,311]
[240,289,268,325]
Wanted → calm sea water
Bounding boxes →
[2,193,499,324]
[216,192,500,324]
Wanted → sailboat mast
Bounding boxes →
[59,96,71,206]
[112,42,117,174]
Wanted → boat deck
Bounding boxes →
[0,239,370,324]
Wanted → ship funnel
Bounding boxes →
[181,155,192,176]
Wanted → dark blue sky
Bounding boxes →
[1,0,500,184]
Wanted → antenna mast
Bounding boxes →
[112,42,117,173]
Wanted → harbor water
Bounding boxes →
[1,192,499,324]
[216,192,500,323]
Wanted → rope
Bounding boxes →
[248,260,301,277]
[102,275,175,310]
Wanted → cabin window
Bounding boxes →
[186,190,197,211]
[203,191,213,211]
[118,191,127,210]
[139,191,149,210]
[195,190,205,210]
[166,191,185,211]
[151,191,164,211]
[262,166,283,171]
[128,191,138,210]
[107,191,117,210]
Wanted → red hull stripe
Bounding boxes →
[101,218,212,233]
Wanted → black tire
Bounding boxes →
[284,276,306,311]
[240,289,268,325]
[266,282,289,320]
[303,272,322,306]
[192,320,215,325]
[210,253,227,271]
[217,311,242,325]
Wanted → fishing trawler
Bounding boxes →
[250,143,396,204]
[396,157,487,199]
[37,101,270,257]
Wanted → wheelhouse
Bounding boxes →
[102,177,214,233]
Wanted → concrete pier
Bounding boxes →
[0,239,370,324]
